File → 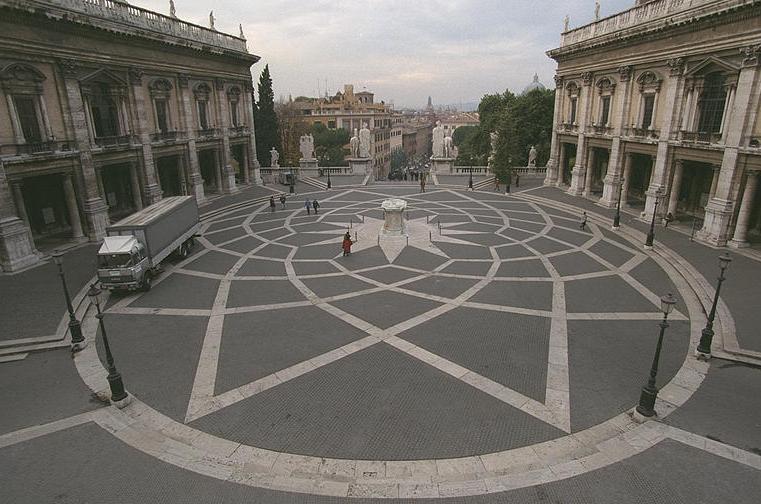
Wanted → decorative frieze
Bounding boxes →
[581,71,593,86]
[177,73,190,88]
[617,65,632,82]
[740,44,760,67]
[554,75,564,88]
[57,58,79,77]
[667,57,685,76]
[128,67,144,85]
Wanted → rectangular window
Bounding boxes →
[328,120,336,129]
[155,99,169,132]
[230,102,239,127]
[13,96,42,143]
[641,95,655,128]
[569,98,577,124]
[197,101,208,130]
[600,96,611,126]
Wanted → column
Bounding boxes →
[129,69,162,205]
[600,143,621,207]
[583,147,595,198]
[544,75,564,186]
[37,94,54,140]
[621,152,633,205]
[214,149,223,190]
[697,48,759,246]
[129,162,143,211]
[62,174,85,239]
[642,58,685,221]
[708,165,720,200]
[556,143,567,187]
[177,74,205,202]
[568,72,593,196]
[0,162,38,271]
[666,160,684,217]
[59,61,108,240]
[729,172,759,247]
[242,80,262,185]
[215,79,237,194]
[5,94,25,144]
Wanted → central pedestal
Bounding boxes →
[431,157,455,174]
[381,199,407,236]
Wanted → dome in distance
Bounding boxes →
[522,73,546,94]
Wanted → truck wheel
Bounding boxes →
[142,273,152,292]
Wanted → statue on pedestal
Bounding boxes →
[488,131,499,167]
[528,146,537,167]
[444,127,453,158]
[359,123,371,159]
[350,128,360,158]
[169,0,176,18]
[270,147,279,167]
[299,134,315,160]
[594,2,600,21]
[563,15,570,32]
[432,121,445,158]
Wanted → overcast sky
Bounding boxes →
[131,0,634,108]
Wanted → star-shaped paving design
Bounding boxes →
[105,188,689,436]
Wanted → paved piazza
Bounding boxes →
[68,186,720,498]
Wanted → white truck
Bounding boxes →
[97,196,200,291]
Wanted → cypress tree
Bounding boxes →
[253,65,280,167]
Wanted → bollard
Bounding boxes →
[690,217,698,241]
[362,214,365,223]
[438,221,441,233]
[377,235,380,246]
[426,215,429,223]
[406,236,409,246]
[350,218,352,229]
[355,231,358,242]
[429,230,432,242]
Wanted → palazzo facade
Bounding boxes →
[544,0,761,248]
[0,0,260,272]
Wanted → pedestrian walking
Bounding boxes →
[664,212,673,228]
[279,194,287,209]
[580,211,588,231]
[342,231,354,256]
[269,196,276,213]
[304,198,311,215]
[494,178,500,192]
[312,199,320,215]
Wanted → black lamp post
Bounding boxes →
[613,177,624,229]
[88,283,129,406]
[644,191,663,249]
[327,171,332,189]
[636,293,678,418]
[52,251,86,352]
[696,253,732,359]
[289,169,295,194]
[468,168,473,190]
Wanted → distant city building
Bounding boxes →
[522,74,547,95]
[544,0,761,248]
[438,112,480,134]
[0,0,260,271]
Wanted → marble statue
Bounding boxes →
[350,128,360,158]
[594,1,600,21]
[239,24,246,40]
[443,127,453,158]
[299,134,315,160]
[169,0,176,18]
[209,11,215,30]
[563,15,569,32]
[359,123,371,158]
[490,131,499,155]
[432,121,445,158]
[528,145,537,167]
[270,147,279,167]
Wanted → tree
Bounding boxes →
[390,149,407,172]
[275,98,308,166]
[311,123,349,166]
[253,65,280,167]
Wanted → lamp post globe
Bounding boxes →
[636,293,678,419]
[88,283,130,407]
[52,250,86,352]
[696,253,732,359]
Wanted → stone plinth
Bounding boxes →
[348,158,372,175]
[381,199,407,236]
[431,157,455,174]
[299,158,319,178]
[0,217,39,272]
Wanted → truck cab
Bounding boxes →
[97,236,150,291]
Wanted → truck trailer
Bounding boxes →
[97,196,200,291]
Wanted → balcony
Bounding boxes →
[626,127,660,140]
[229,125,250,137]
[196,128,221,139]
[94,135,134,148]
[8,141,74,156]
[150,130,185,143]
[559,122,578,134]
[679,131,723,145]
[589,124,613,136]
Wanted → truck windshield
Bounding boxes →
[98,254,133,268]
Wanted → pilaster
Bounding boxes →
[129,68,161,205]
[544,75,564,186]
[0,162,38,272]
[567,72,593,196]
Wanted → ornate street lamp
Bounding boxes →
[468,168,473,190]
[327,170,332,190]
[613,177,624,230]
[52,251,86,352]
[696,253,732,360]
[636,293,678,418]
[289,169,295,194]
[88,283,130,407]
[644,190,663,249]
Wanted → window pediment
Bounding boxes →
[194,82,211,100]
[149,78,173,98]
[0,63,46,94]
[565,81,579,96]
[685,57,740,78]
[636,71,662,92]
[227,85,241,100]
[595,76,617,95]
[80,68,128,87]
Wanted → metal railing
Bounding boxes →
[45,0,248,53]
[9,140,74,156]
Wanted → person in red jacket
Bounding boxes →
[342,231,354,256]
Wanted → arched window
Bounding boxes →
[697,72,727,134]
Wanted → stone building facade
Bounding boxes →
[544,0,761,248]
[0,0,260,271]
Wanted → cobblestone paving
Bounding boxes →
[6,186,760,500]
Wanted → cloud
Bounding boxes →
[130,0,634,107]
